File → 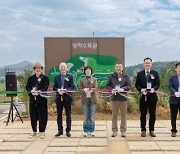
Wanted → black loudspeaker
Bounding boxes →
[6,72,17,97]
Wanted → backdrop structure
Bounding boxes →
[44,37,124,89]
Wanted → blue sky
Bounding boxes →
[0,0,180,67]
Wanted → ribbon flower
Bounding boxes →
[38,77,41,82]
[150,74,155,79]
[88,78,94,84]
[118,78,122,82]
[65,77,69,81]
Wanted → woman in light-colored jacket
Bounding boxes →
[79,66,98,137]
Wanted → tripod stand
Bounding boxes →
[6,96,23,126]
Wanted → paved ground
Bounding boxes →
[0,119,180,154]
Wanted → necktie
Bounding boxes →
[61,75,65,88]
[146,71,150,82]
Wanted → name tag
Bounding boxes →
[147,82,152,90]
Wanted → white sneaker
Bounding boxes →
[40,132,45,139]
[0,138,4,142]
[29,132,37,138]
[87,132,91,137]
[83,132,88,137]
[90,132,95,137]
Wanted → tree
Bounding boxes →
[17,70,33,116]
[159,61,176,93]
[157,62,176,107]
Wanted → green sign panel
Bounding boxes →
[48,54,119,89]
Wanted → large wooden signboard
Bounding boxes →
[44,37,124,88]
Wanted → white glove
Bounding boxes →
[143,92,147,95]
[141,88,147,95]
[84,88,89,93]
[58,89,66,95]
[175,92,180,98]
[150,88,154,93]
[141,88,146,92]
[34,92,39,96]
[112,89,117,94]
[31,90,35,95]
[118,88,124,92]
[31,90,39,96]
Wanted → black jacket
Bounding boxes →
[53,73,74,103]
[106,72,131,101]
[135,70,160,102]
[26,74,49,104]
[168,74,180,104]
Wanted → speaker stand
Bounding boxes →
[6,97,23,126]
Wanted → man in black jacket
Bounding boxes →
[135,57,160,137]
[106,61,131,137]
[53,62,74,137]
[168,62,180,137]
[26,62,49,139]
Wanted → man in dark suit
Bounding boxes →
[168,62,180,137]
[53,62,74,137]
[135,57,160,137]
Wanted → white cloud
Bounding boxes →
[0,0,179,67]
[168,0,180,7]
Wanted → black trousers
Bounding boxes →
[140,98,157,132]
[170,101,180,133]
[29,103,48,132]
[56,100,71,133]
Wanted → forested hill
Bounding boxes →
[125,61,176,77]
[0,61,33,79]
[0,60,178,79]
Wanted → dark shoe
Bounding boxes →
[111,131,117,137]
[121,132,126,137]
[149,131,156,137]
[171,132,176,137]
[141,131,146,137]
[55,131,63,137]
[66,132,71,137]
